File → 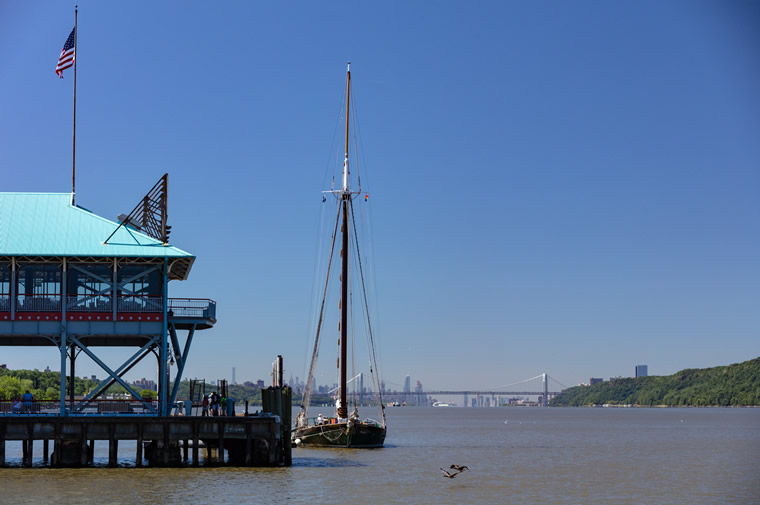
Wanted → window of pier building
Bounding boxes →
[66,263,113,313]
[0,263,9,311]
[16,262,62,312]
[117,263,163,313]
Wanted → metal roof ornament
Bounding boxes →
[104,173,171,246]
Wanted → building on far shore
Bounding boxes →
[589,377,603,385]
[635,365,648,378]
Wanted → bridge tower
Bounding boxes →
[0,185,215,416]
[542,373,549,407]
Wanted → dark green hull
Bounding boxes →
[292,422,386,448]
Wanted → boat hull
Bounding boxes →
[292,422,386,448]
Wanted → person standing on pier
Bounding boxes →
[22,390,33,412]
[202,394,209,416]
[210,392,219,416]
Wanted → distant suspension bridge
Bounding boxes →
[380,373,568,407]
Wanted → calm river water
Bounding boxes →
[1,406,758,505]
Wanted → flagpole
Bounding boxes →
[72,5,78,205]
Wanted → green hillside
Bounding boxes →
[551,357,760,407]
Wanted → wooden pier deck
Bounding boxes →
[0,414,291,468]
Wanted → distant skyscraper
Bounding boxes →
[232,367,236,385]
[635,365,648,378]
[359,373,364,405]
[415,380,424,406]
[403,375,411,393]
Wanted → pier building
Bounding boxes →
[0,180,291,468]
[0,187,214,416]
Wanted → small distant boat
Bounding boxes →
[433,401,456,407]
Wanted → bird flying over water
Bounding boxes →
[450,464,469,472]
[440,468,460,478]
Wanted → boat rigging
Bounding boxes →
[292,63,387,448]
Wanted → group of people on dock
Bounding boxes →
[201,392,226,416]
[7,390,35,413]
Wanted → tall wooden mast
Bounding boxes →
[338,62,351,419]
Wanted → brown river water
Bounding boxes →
[0,406,758,505]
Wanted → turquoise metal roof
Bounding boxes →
[0,193,195,280]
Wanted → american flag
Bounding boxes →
[55,27,76,78]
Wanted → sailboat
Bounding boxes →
[292,63,387,448]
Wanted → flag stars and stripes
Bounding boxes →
[55,27,76,78]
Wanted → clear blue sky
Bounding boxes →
[2,1,758,391]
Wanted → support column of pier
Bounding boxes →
[80,425,88,466]
[217,420,225,465]
[70,344,77,406]
[245,423,252,466]
[23,423,34,467]
[159,258,169,416]
[136,423,143,467]
[59,333,67,415]
[192,422,199,467]
[162,423,170,466]
[108,424,117,467]
[53,421,61,466]
[0,424,5,466]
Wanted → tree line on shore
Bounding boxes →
[0,367,336,407]
[0,367,101,401]
[172,381,349,407]
[550,357,760,407]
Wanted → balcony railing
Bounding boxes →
[168,298,216,320]
[67,294,112,312]
[0,295,216,321]
[16,294,62,312]
[117,295,163,313]
[0,399,160,416]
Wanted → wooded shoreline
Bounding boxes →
[551,357,760,407]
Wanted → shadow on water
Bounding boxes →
[291,457,367,468]
[4,458,366,469]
